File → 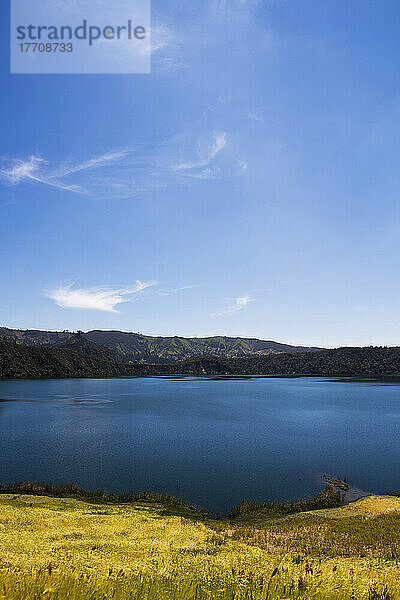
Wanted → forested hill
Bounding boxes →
[0,337,142,379]
[57,333,121,363]
[0,327,320,363]
[158,346,400,377]
[1,337,400,378]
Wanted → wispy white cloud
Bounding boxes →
[246,109,265,123]
[45,281,154,312]
[211,294,252,317]
[0,156,83,193]
[158,284,198,297]
[179,166,222,180]
[0,151,133,196]
[173,131,228,171]
[0,131,246,199]
[151,25,175,53]
[0,151,133,197]
[160,130,248,185]
[55,151,130,178]
[97,23,178,66]
[157,57,186,72]
[1,155,44,184]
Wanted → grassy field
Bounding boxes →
[0,493,400,599]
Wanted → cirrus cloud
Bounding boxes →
[211,294,253,317]
[0,130,246,199]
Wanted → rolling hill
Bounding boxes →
[159,346,400,377]
[0,336,141,379]
[57,332,121,362]
[0,327,320,363]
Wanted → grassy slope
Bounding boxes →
[1,495,400,599]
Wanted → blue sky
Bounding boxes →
[1,0,399,347]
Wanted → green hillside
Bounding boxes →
[0,327,319,363]
[158,347,400,377]
[0,337,141,379]
[57,333,121,363]
[0,490,400,599]
[0,327,71,347]
[1,337,400,378]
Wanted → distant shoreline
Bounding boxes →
[2,336,400,378]
[0,478,360,519]
[2,373,400,381]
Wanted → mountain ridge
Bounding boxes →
[0,327,321,364]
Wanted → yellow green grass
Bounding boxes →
[0,494,400,599]
[344,495,400,515]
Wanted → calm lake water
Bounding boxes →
[0,376,399,513]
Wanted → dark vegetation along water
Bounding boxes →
[2,335,400,378]
[0,375,400,514]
